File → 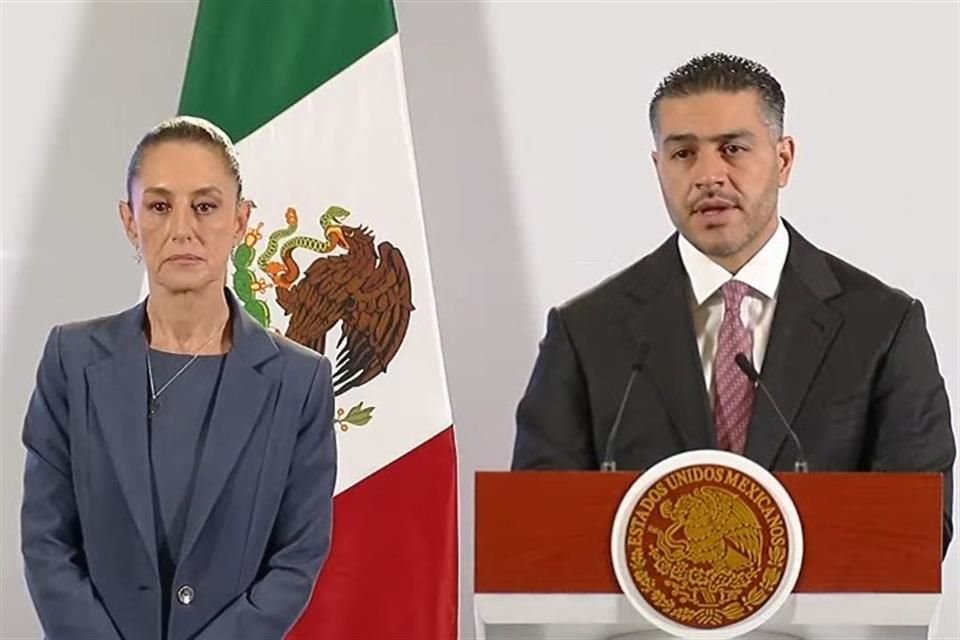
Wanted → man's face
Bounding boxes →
[652,90,794,271]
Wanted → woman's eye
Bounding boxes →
[194,202,217,215]
[149,202,170,214]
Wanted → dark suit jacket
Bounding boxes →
[21,292,337,639]
[513,221,955,552]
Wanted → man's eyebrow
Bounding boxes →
[662,129,757,146]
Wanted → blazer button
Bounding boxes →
[177,585,195,606]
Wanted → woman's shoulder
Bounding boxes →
[269,331,331,374]
[57,304,139,343]
[45,303,143,367]
[253,332,333,407]
[55,312,122,341]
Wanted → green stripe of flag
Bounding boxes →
[179,0,398,142]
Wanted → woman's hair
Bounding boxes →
[126,116,243,202]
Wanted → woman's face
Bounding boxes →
[120,141,250,296]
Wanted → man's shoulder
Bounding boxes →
[782,222,921,338]
[796,232,916,317]
[822,251,912,302]
[557,235,677,321]
[559,261,641,313]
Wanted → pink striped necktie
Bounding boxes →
[712,280,756,454]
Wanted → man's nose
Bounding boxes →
[693,152,728,191]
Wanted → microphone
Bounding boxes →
[601,344,650,472]
[734,353,809,472]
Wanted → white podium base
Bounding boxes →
[609,631,798,640]
[474,593,938,640]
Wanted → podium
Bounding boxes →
[475,471,943,640]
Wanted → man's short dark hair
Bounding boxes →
[649,52,785,140]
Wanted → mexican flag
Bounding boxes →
[178,1,458,637]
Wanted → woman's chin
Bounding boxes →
[152,273,219,295]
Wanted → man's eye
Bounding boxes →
[672,149,693,160]
[194,202,217,215]
[149,202,170,214]
[723,144,746,155]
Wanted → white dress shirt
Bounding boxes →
[678,218,790,403]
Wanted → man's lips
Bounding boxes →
[694,199,738,213]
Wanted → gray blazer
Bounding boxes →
[21,292,337,639]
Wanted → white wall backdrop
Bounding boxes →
[1,2,957,639]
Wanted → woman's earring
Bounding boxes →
[133,248,142,264]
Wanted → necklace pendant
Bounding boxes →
[149,398,160,416]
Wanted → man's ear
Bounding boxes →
[776,136,796,188]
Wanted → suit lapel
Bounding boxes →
[744,224,843,468]
[179,297,278,560]
[86,302,158,569]
[622,236,714,451]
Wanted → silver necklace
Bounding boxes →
[146,325,223,416]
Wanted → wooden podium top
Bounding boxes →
[475,471,942,594]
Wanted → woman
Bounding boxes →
[21,117,337,640]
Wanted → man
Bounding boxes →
[511,52,955,552]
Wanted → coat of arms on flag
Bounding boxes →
[233,204,413,430]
